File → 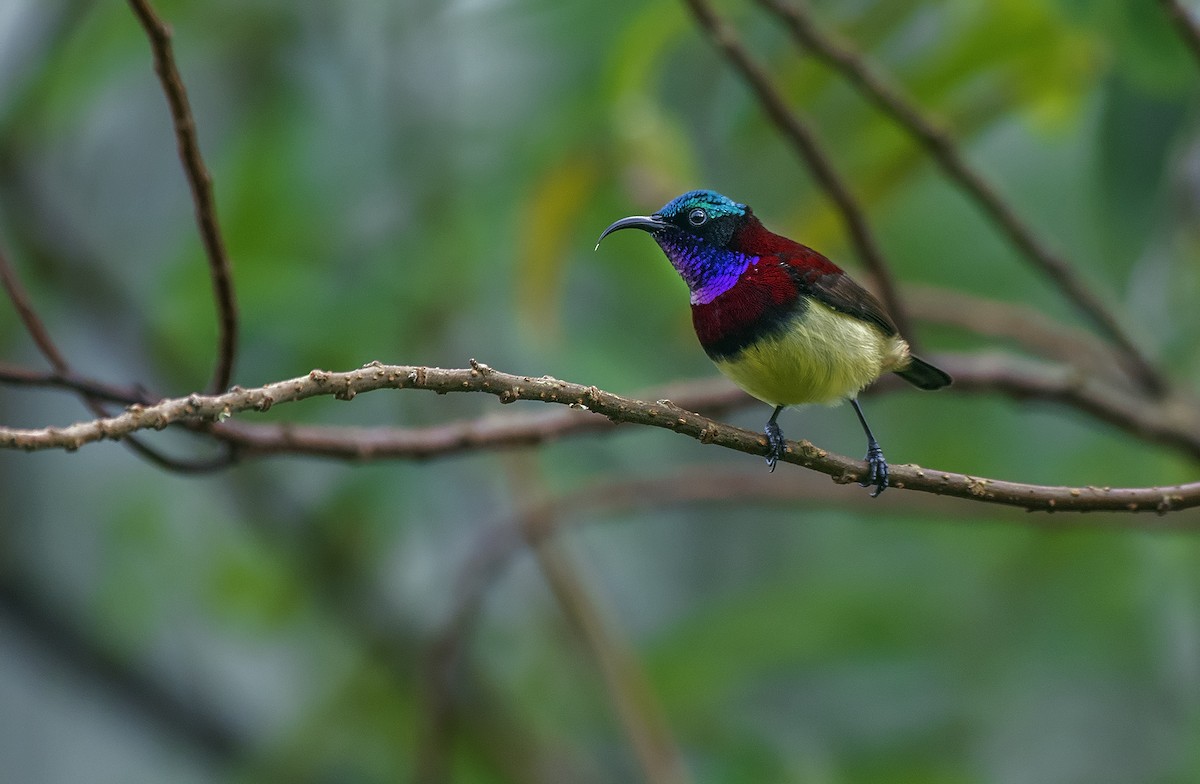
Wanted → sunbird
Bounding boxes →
[597,189,950,496]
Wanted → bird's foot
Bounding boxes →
[860,440,889,497]
[764,419,786,473]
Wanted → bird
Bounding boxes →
[596,189,950,496]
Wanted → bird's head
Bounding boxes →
[596,190,758,304]
[595,189,749,251]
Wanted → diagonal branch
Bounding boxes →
[899,283,1124,378]
[753,0,1166,396]
[1,360,1196,514]
[678,0,916,342]
[530,536,691,784]
[127,0,238,394]
[0,246,69,372]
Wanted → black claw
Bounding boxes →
[764,418,785,473]
[860,440,889,497]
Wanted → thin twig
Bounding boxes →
[127,0,238,394]
[1,360,1196,513]
[0,247,69,371]
[0,362,153,405]
[678,0,917,342]
[754,0,1166,396]
[119,436,236,474]
[1158,0,1200,69]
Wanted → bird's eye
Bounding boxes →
[687,208,708,226]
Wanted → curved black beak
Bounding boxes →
[595,215,668,250]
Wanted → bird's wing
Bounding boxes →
[804,271,898,336]
[779,247,898,337]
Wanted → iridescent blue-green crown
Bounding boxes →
[657,189,747,220]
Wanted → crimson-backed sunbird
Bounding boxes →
[597,189,950,496]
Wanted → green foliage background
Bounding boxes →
[2,0,1200,781]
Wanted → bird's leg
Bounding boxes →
[849,398,888,497]
[764,405,786,472]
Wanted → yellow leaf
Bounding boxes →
[516,156,600,343]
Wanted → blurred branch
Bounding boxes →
[495,453,691,784]
[115,430,236,474]
[426,457,1182,781]
[893,353,1200,462]
[0,362,153,406]
[901,283,1123,378]
[430,467,995,704]
[0,246,70,372]
[416,510,579,783]
[754,0,1167,396]
[531,536,691,784]
[3,360,1194,512]
[0,571,243,766]
[216,469,566,784]
[678,0,916,343]
[127,0,238,394]
[1158,0,1200,69]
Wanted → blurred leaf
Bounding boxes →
[516,153,600,343]
[207,539,305,629]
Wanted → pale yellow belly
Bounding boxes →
[714,300,910,406]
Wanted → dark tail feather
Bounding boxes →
[896,355,952,390]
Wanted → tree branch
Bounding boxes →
[212,376,748,460]
[0,362,153,406]
[900,283,1124,380]
[920,354,1200,461]
[0,246,69,372]
[678,0,917,343]
[753,0,1167,396]
[530,537,691,784]
[206,352,1200,467]
[127,0,238,394]
[1,360,1196,514]
[441,463,1196,661]
[423,458,1189,779]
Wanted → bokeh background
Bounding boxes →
[3,0,1200,782]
